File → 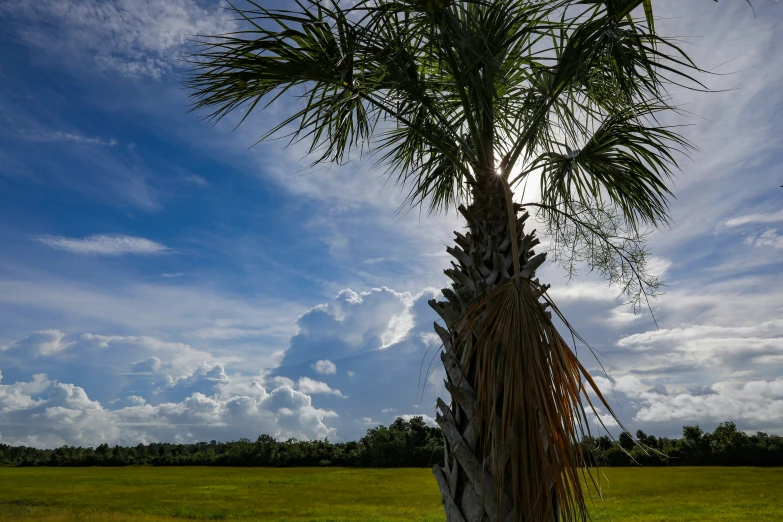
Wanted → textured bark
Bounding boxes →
[429,183,556,522]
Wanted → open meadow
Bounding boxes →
[0,467,780,522]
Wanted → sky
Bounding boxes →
[0,0,781,449]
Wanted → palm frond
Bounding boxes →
[185,0,376,166]
[519,105,693,230]
[501,1,704,174]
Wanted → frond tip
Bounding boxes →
[448,277,622,521]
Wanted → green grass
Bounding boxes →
[0,467,779,522]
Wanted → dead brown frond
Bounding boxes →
[448,277,623,522]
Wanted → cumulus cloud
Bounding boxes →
[296,377,346,398]
[280,287,420,367]
[0,371,338,448]
[36,234,170,256]
[399,414,437,428]
[585,409,619,429]
[1,0,236,78]
[267,286,450,439]
[616,319,783,372]
[0,331,245,412]
[312,360,337,375]
[2,330,74,356]
[127,395,146,405]
[609,375,783,429]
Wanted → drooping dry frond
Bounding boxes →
[448,277,623,521]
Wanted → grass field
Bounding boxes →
[0,467,780,522]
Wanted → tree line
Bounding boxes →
[1,418,780,468]
[584,422,783,467]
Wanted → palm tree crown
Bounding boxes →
[189,0,695,222]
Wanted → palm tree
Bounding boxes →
[186,1,707,520]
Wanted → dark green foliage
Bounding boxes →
[0,416,442,468]
[1,419,781,468]
[581,422,783,467]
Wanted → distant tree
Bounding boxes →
[618,432,635,451]
[710,422,750,465]
[682,425,704,444]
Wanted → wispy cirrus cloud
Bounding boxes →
[744,229,783,249]
[1,0,236,79]
[36,234,170,256]
[726,210,783,227]
[22,131,118,147]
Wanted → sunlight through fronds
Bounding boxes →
[186,0,705,220]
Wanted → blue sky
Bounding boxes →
[0,0,781,449]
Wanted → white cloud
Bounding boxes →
[127,395,146,405]
[418,332,442,348]
[646,256,672,279]
[296,377,346,398]
[380,309,415,349]
[615,319,783,372]
[585,410,619,429]
[726,210,783,227]
[547,281,618,303]
[79,333,231,382]
[630,378,783,427]
[615,319,783,375]
[613,375,647,396]
[2,330,75,356]
[399,414,437,427]
[0,372,338,448]
[312,360,337,375]
[1,0,236,79]
[36,234,170,256]
[727,370,756,379]
[604,306,644,326]
[590,371,783,434]
[182,175,208,186]
[23,131,117,146]
[280,287,423,366]
[744,229,783,249]
[753,354,783,365]
[267,285,448,439]
[0,274,303,373]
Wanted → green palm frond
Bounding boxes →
[501,1,702,172]
[186,0,372,166]
[519,105,694,230]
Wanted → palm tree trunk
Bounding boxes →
[429,181,557,522]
